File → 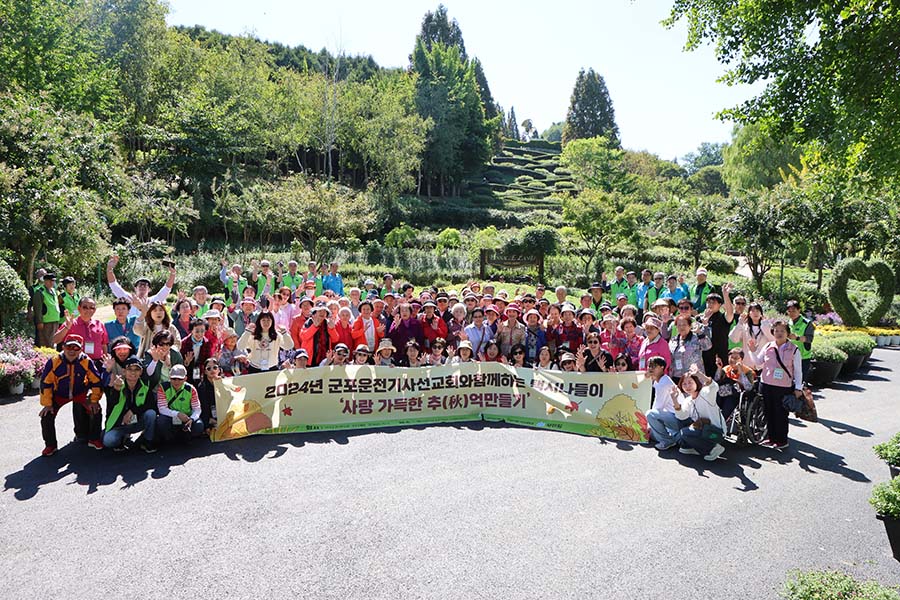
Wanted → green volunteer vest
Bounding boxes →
[790,317,813,360]
[39,287,61,323]
[646,285,664,308]
[610,279,628,300]
[728,318,741,350]
[225,275,249,299]
[60,291,80,318]
[105,381,150,432]
[281,273,302,291]
[195,302,210,318]
[623,283,638,306]
[256,272,276,297]
[693,282,712,310]
[164,382,195,415]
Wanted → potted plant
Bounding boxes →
[892,328,900,347]
[808,344,847,387]
[829,336,875,376]
[2,362,32,395]
[869,476,900,562]
[874,433,900,479]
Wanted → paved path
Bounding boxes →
[3,350,900,599]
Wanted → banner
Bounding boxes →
[211,363,653,443]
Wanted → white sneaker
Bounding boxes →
[655,441,676,451]
[678,447,699,455]
[704,444,725,461]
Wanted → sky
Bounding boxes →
[166,0,763,161]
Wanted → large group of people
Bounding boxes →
[30,257,818,460]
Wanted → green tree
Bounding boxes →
[688,165,728,196]
[417,4,466,59]
[722,124,801,191]
[0,0,116,115]
[719,187,791,292]
[666,0,900,183]
[561,137,631,193]
[681,142,725,175]
[562,190,634,277]
[385,223,419,248]
[0,93,128,280]
[412,39,491,197]
[658,197,720,269]
[507,107,521,141]
[542,122,564,142]
[436,227,462,252]
[562,68,619,146]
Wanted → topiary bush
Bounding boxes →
[828,335,876,356]
[828,258,896,327]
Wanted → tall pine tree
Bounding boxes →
[507,106,520,141]
[562,68,619,146]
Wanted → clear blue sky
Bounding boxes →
[167,0,761,160]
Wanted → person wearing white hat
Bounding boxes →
[548,303,581,356]
[691,267,714,312]
[374,338,396,366]
[155,364,204,444]
[450,340,475,364]
[637,315,673,372]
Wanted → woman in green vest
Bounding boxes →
[33,273,62,348]
[59,276,80,318]
[785,299,815,383]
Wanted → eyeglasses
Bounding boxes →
[513,350,524,355]
[205,365,220,371]
[735,301,747,305]
[678,306,691,311]
[81,305,97,310]
[158,343,173,347]
[433,346,445,350]
[654,277,663,280]
[336,351,348,356]
[523,299,535,303]
[588,340,599,345]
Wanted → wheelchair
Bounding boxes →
[722,381,767,447]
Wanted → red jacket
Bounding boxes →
[351,316,384,351]
[333,321,355,349]
[420,315,448,349]
[299,320,334,365]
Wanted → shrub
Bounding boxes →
[385,224,419,249]
[870,477,900,519]
[527,180,548,189]
[555,181,576,190]
[828,258,896,327]
[874,432,900,467]
[0,259,30,329]
[781,569,900,600]
[482,170,505,183]
[828,335,876,356]
[515,175,534,184]
[809,344,847,363]
[365,240,383,264]
[436,228,462,252]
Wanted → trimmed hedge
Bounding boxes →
[827,258,896,327]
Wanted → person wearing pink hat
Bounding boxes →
[637,315,672,373]
[496,304,525,356]
[483,304,501,336]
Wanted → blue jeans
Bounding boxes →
[102,409,156,448]
[646,409,689,445]
[680,426,717,455]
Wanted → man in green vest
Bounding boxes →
[102,357,157,453]
[154,364,204,444]
[279,260,303,293]
[608,265,629,300]
[59,277,80,319]
[26,268,47,325]
[220,259,249,305]
[33,273,61,348]
[786,299,815,383]
[692,268,715,312]
[192,285,210,318]
[644,272,667,311]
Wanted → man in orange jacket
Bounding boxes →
[39,334,104,456]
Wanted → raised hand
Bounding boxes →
[184,351,195,366]
[112,374,124,390]
[101,353,115,373]
[715,355,724,369]
[246,323,256,334]
[176,289,187,301]
[107,255,120,269]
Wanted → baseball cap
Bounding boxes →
[169,365,188,380]
[63,334,84,348]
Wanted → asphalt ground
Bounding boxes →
[3,349,900,600]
